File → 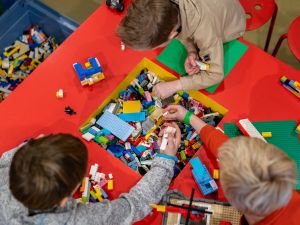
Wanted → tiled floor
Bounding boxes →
[41,0,300,70]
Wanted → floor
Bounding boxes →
[41,0,300,70]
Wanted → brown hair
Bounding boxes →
[219,137,296,216]
[9,134,88,210]
[117,0,179,49]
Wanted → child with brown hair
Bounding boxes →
[0,123,181,225]
[117,0,246,99]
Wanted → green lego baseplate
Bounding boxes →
[224,120,300,190]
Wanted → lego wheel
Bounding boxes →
[106,0,111,7]
[116,3,124,12]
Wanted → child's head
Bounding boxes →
[9,134,88,210]
[117,0,180,50]
[219,137,296,217]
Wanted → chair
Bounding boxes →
[272,16,300,62]
[240,0,278,52]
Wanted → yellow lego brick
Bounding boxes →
[85,62,92,68]
[8,64,14,74]
[79,179,86,192]
[4,46,20,57]
[192,142,201,150]
[0,69,6,77]
[261,132,272,138]
[174,96,182,105]
[180,150,186,161]
[184,140,189,146]
[107,180,113,190]
[123,100,142,113]
[213,169,219,180]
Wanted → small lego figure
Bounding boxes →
[65,106,76,115]
[106,0,125,12]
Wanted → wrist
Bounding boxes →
[156,153,178,162]
[173,80,182,92]
[183,111,193,125]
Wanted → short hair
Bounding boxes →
[117,0,179,49]
[9,134,88,210]
[219,137,296,216]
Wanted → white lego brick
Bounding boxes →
[89,163,99,180]
[94,172,101,182]
[82,132,95,142]
[108,173,113,179]
[125,142,131,150]
[237,119,267,142]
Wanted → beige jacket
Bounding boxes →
[174,0,246,90]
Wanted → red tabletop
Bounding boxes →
[0,3,299,225]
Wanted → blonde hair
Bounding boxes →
[219,137,296,216]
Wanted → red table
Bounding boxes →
[0,3,299,225]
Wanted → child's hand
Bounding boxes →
[184,52,200,75]
[163,105,188,122]
[153,80,182,99]
[157,122,181,156]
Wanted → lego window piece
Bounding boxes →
[96,111,134,141]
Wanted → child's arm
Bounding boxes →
[180,39,224,90]
[75,125,181,225]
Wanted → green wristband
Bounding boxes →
[184,111,193,125]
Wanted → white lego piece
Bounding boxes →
[34,47,39,59]
[2,58,9,69]
[106,103,117,113]
[108,173,113,179]
[29,51,34,59]
[89,163,99,180]
[160,133,169,151]
[125,142,131,150]
[189,131,198,141]
[136,122,142,130]
[237,119,267,142]
[201,112,220,119]
[165,126,176,134]
[121,41,126,51]
[99,173,106,180]
[82,132,95,142]
[195,60,209,71]
[56,89,64,98]
[94,172,101,182]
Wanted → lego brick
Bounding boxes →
[213,169,219,180]
[123,100,142,113]
[237,119,267,142]
[107,180,113,190]
[100,188,108,199]
[190,157,218,195]
[224,120,300,190]
[98,178,108,187]
[82,132,95,142]
[261,132,272,138]
[96,111,134,141]
[118,112,146,122]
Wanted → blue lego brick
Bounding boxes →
[101,128,111,135]
[128,160,137,170]
[108,144,125,158]
[118,112,146,122]
[130,144,142,156]
[136,145,147,155]
[100,188,108,199]
[87,126,103,136]
[96,111,134,141]
[190,157,218,195]
[73,63,85,80]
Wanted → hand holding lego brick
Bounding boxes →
[163,105,188,122]
[184,52,200,75]
[157,122,181,156]
[153,80,182,99]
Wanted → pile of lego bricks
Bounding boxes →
[77,163,114,204]
[0,25,58,102]
[81,68,223,177]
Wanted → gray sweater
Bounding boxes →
[0,146,174,225]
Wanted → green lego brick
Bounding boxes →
[224,120,300,190]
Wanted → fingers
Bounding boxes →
[189,55,197,67]
[167,134,175,149]
[170,122,181,147]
